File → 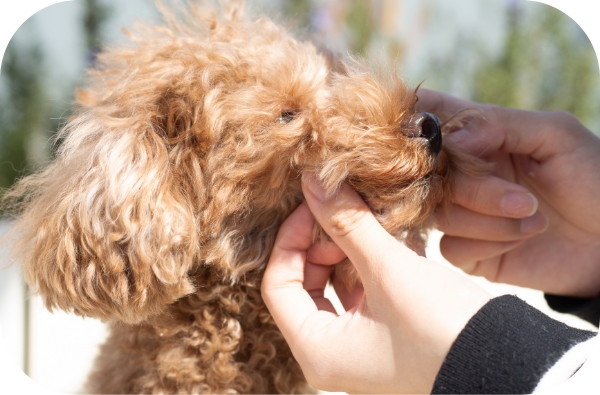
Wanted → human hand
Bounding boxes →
[418,88,600,298]
[261,175,491,394]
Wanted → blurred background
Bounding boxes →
[0,0,598,393]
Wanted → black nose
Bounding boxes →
[404,112,442,155]
[419,112,442,154]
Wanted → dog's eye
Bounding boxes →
[278,111,296,124]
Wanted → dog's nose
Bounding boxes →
[404,112,442,155]
[419,112,442,154]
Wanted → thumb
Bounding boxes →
[301,174,418,291]
[416,88,475,115]
[261,203,337,344]
[417,88,578,161]
[446,106,583,162]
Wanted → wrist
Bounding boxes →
[387,260,492,393]
[432,295,596,394]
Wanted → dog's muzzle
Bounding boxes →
[403,112,442,155]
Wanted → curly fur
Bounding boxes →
[3,1,486,393]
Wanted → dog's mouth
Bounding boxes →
[402,112,442,155]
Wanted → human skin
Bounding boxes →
[416,89,600,298]
[261,175,491,394]
[261,93,600,393]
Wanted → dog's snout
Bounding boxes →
[403,112,442,155]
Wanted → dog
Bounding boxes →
[4,1,483,393]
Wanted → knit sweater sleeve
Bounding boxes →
[545,293,600,326]
[431,295,597,394]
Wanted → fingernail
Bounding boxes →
[446,129,470,144]
[501,192,538,217]
[302,173,328,202]
[521,211,549,235]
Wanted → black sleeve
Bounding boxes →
[431,295,596,394]
[544,293,600,327]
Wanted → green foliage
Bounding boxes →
[471,9,524,109]
[279,0,377,56]
[345,0,376,55]
[279,0,313,29]
[83,0,111,56]
[0,0,112,210]
[471,5,599,127]
[0,42,48,192]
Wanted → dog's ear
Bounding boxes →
[5,112,199,324]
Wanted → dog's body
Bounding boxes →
[6,2,481,393]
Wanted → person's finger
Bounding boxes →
[451,173,538,218]
[305,234,349,312]
[303,261,337,313]
[418,89,587,162]
[307,238,347,265]
[331,273,364,312]
[446,108,584,161]
[436,204,548,241]
[301,174,416,289]
[416,88,478,115]
[261,203,337,341]
[439,234,523,277]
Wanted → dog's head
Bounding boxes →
[7,2,478,324]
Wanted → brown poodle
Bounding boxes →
[4,1,483,393]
